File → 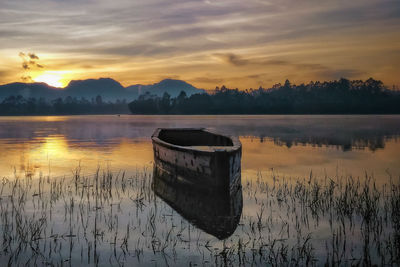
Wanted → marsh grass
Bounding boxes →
[0,166,399,266]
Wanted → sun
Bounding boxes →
[33,73,64,88]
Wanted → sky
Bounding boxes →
[0,0,399,89]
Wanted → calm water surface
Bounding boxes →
[0,115,399,182]
[0,115,399,266]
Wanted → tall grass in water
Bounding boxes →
[0,166,398,266]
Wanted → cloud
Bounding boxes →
[214,54,330,72]
[22,62,30,70]
[0,0,399,88]
[316,69,366,80]
[246,74,265,80]
[213,53,330,73]
[18,51,44,70]
[0,69,13,79]
[214,53,249,66]
[21,75,33,82]
[86,43,178,57]
[28,53,39,60]
[17,51,45,83]
[190,76,224,84]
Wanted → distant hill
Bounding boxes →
[64,78,128,101]
[0,78,204,102]
[0,82,61,100]
[2,77,399,115]
[126,79,205,98]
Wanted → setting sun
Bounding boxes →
[33,73,64,88]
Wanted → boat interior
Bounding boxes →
[158,129,233,147]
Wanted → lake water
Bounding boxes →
[1,115,399,182]
[0,115,399,266]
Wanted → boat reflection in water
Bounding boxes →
[152,165,243,240]
[151,128,243,239]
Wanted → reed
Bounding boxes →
[0,166,398,266]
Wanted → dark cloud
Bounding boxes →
[316,69,366,80]
[294,63,326,71]
[212,53,367,84]
[215,53,249,66]
[19,51,44,70]
[28,53,39,60]
[245,74,273,87]
[246,74,265,79]
[190,77,224,84]
[81,64,94,69]
[214,53,329,72]
[21,75,33,82]
[18,51,45,83]
[265,60,365,80]
[22,62,30,70]
[19,52,31,70]
[261,59,288,66]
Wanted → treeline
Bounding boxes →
[129,78,400,114]
[0,95,130,115]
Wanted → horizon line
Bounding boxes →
[1,76,398,91]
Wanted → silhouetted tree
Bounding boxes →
[0,95,129,115]
[160,92,171,113]
[96,95,103,105]
[128,78,400,115]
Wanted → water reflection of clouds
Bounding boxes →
[0,115,399,152]
[0,115,399,181]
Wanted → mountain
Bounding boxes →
[148,79,204,97]
[124,84,148,98]
[0,82,61,100]
[64,78,128,101]
[0,78,204,102]
[125,79,205,98]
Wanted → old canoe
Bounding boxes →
[151,128,242,192]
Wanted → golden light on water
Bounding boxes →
[0,134,155,178]
[39,135,69,158]
[1,131,399,186]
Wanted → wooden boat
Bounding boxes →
[152,166,243,239]
[151,128,242,192]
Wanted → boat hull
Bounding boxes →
[151,128,242,192]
